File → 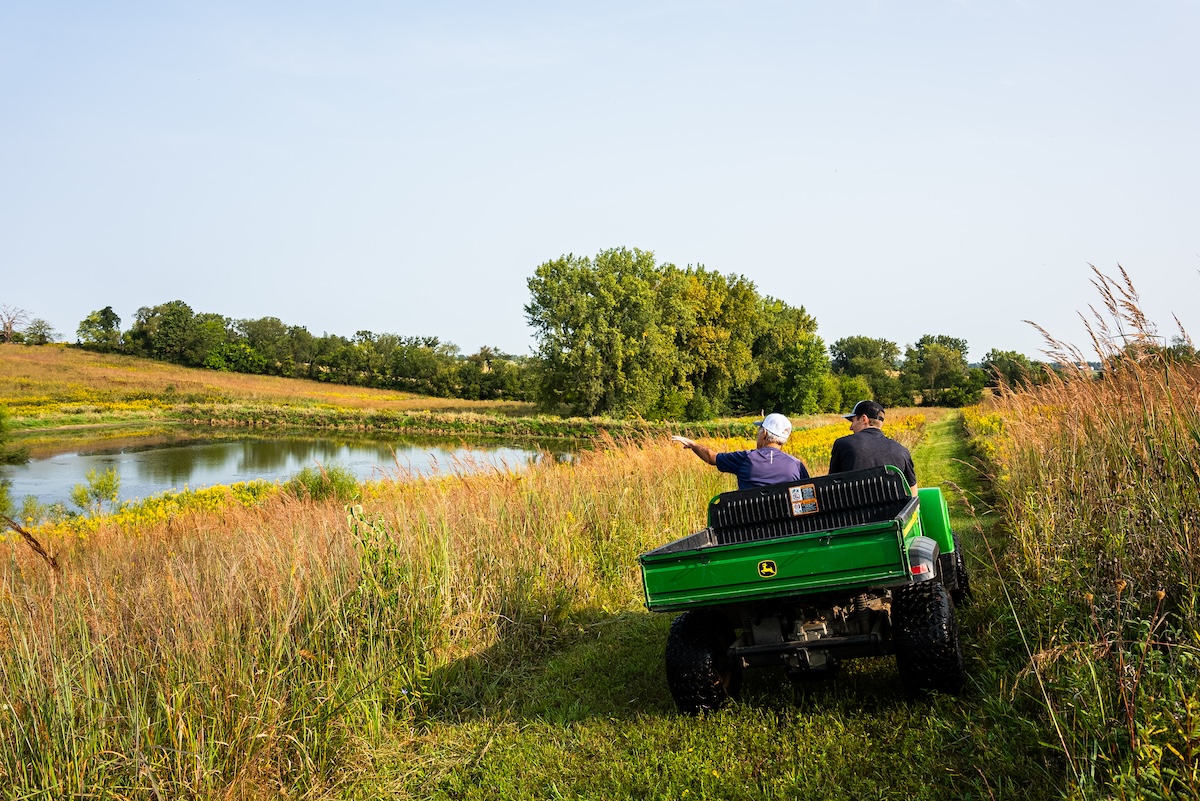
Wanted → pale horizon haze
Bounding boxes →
[2,1,1197,363]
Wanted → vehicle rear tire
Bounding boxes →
[892,582,966,696]
[951,533,972,607]
[665,609,740,714]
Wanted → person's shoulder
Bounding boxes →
[715,449,750,467]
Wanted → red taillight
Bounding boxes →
[910,564,930,575]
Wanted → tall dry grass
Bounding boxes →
[964,266,1200,797]
[0,435,724,798]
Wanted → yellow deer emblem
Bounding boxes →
[757,560,778,578]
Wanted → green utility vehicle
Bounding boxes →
[639,465,969,713]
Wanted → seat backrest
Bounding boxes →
[707,465,912,545]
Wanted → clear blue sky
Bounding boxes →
[2,1,1197,361]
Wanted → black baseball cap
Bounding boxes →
[844,400,885,420]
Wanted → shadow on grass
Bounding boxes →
[424,606,920,727]
[412,594,1063,798]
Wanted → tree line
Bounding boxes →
[525,248,1067,418]
[10,246,1158,418]
[73,301,529,401]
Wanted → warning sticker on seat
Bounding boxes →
[790,484,818,516]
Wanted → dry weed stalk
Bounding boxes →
[998,266,1200,599]
[976,265,1200,794]
[2,514,60,574]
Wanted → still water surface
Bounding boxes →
[1,435,565,509]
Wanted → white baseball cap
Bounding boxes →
[754,413,792,441]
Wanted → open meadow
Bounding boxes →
[0,344,535,415]
[3,310,1198,798]
[0,345,539,453]
[4,413,1036,801]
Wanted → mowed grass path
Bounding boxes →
[372,415,1062,801]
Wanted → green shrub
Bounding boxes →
[69,467,121,516]
[285,464,359,503]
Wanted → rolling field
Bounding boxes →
[2,330,1197,798]
[2,411,1056,800]
[0,343,536,421]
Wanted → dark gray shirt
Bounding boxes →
[828,428,917,488]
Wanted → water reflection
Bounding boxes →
[237,440,326,474]
[0,432,572,509]
[136,442,233,485]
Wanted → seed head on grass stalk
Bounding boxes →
[968,265,1200,796]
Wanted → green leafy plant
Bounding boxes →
[285,464,359,503]
[69,466,121,516]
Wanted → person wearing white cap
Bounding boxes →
[671,412,809,490]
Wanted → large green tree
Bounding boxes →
[204,342,269,374]
[22,319,58,345]
[902,335,984,406]
[527,249,830,418]
[126,299,236,366]
[387,336,460,396]
[830,336,900,372]
[526,248,676,416]
[829,335,907,408]
[189,313,233,366]
[281,325,316,376]
[126,301,232,366]
[660,267,763,419]
[77,306,122,351]
[981,348,1037,389]
[740,298,828,415]
[235,316,290,371]
[457,347,530,401]
[127,301,196,364]
[777,334,832,415]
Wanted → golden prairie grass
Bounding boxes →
[0,435,725,797]
[963,267,1200,796]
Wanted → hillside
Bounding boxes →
[0,343,536,417]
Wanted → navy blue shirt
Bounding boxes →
[715,447,809,490]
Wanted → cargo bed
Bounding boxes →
[640,466,929,612]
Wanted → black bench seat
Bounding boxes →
[706,466,913,546]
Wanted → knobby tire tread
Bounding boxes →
[664,610,738,714]
[893,581,967,696]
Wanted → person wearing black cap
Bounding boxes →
[672,412,810,490]
[828,400,917,493]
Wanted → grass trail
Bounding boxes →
[366,414,1062,801]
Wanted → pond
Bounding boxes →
[0,432,571,510]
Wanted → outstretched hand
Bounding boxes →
[671,435,696,448]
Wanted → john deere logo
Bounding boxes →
[758,560,778,578]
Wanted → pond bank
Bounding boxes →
[12,401,836,455]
